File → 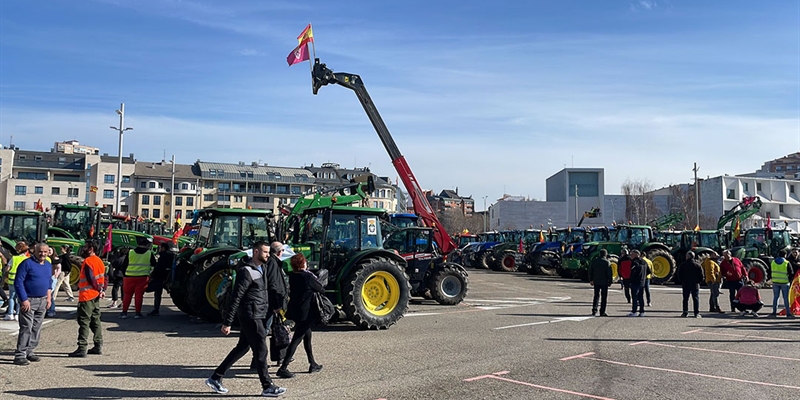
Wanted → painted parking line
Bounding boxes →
[562,353,800,390]
[629,341,800,362]
[5,320,52,336]
[560,352,596,361]
[464,370,615,400]
[496,316,594,330]
[683,329,794,341]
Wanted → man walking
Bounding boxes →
[702,255,723,313]
[627,250,647,317]
[205,241,286,397]
[678,251,705,318]
[120,236,155,319]
[52,245,76,303]
[13,243,53,365]
[266,241,289,366]
[720,250,747,313]
[768,250,795,318]
[589,249,613,317]
[69,242,107,357]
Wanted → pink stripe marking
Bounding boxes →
[463,374,615,400]
[629,341,650,346]
[681,329,702,334]
[583,356,800,390]
[560,352,596,361]
[692,331,793,341]
[493,371,510,375]
[639,341,800,362]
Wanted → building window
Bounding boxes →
[154,195,161,205]
[15,186,26,195]
[209,170,216,177]
[18,172,47,180]
[153,209,161,219]
[247,172,254,178]
[181,183,189,190]
[217,194,230,201]
[103,190,114,199]
[104,174,115,184]
[149,182,156,189]
[777,166,784,171]
[791,185,795,194]
[122,190,130,197]
[158,182,164,189]
[175,196,182,206]
[233,195,243,202]
[187,197,194,207]
[240,171,246,178]
[122,176,131,183]
[726,189,736,200]
[756,182,762,192]
[291,186,301,195]
[204,194,213,202]
[13,201,25,211]
[742,183,748,192]
[121,205,129,212]
[142,209,150,218]
[779,205,785,212]
[204,181,213,189]
[68,188,79,197]
[142,195,150,205]
[52,187,61,195]
[34,186,43,194]
[218,183,230,191]
[140,182,147,189]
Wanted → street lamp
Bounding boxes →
[482,195,489,232]
[110,103,133,214]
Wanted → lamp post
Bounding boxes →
[610,197,617,224]
[482,195,489,232]
[110,103,133,214]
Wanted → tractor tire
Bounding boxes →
[429,263,469,305]
[187,258,231,323]
[68,255,85,289]
[478,252,492,269]
[538,253,559,276]
[169,260,196,315]
[578,269,590,282]
[647,249,676,285]
[743,258,769,288]
[342,257,411,330]
[557,266,572,279]
[493,251,517,272]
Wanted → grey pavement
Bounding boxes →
[1,271,798,399]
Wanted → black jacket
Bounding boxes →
[266,254,288,311]
[629,258,647,287]
[286,270,325,323]
[223,258,269,326]
[678,259,705,287]
[589,257,613,286]
[152,251,174,282]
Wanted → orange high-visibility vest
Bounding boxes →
[78,255,106,302]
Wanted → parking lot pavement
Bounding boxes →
[1,269,797,399]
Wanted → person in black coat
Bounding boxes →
[276,253,325,379]
[627,250,648,317]
[678,251,705,318]
[589,249,613,316]
[148,243,174,316]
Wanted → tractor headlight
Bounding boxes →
[228,257,238,266]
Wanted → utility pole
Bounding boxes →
[574,184,579,225]
[109,103,133,214]
[482,195,489,233]
[170,155,176,228]
[693,163,700,228]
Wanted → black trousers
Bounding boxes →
[726,280,744,312]
[213,317,273,389]
[150,279,165,311]
[281,319,315,368]
[110,275,124,302]
[734,301,763,312]
[592,285,608,314]
[682,285,700,315]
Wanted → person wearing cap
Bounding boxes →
[119,236,156,319]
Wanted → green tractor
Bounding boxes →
[167,208,274,321]
[577,225,676,285]
[730,228,793,287]
[488,229,544,273]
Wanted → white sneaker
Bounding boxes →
[13,314,18,321]
[3,314,13,321]
[752,312,759,318]
[647,302,652,307]
[638,312,645,317]
[627,312,638,317]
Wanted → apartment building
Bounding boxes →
[133,161,199,221]
[0,148,89,211]
[86,153,136,214]
[304,163,402,212]
[54,140,100,155]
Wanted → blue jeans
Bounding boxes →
[6,285,18,316]
[47,277,58,314]
[772,283,791,315]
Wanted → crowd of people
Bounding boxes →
[588,248,799,319]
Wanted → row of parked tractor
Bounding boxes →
[451,199,794,289]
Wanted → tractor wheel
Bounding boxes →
[478,252,492,269]
[743,259,769,288]
[493,251,517,272]
[609,256,620,283]
[187,258,231,323]
[68,255,84,289]
[557,266,572,279]
[429,263,469,305]
[169,260,196,315]
[343,257,410,330]
[647,249,676,285]
[578,269,590,282]
[538,254,559,276]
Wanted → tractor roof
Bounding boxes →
[55,204,98,210]
[0,210,44,217]
[201,208,273,217]
[328,205,386,215]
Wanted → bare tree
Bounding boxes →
[621,178,659,224]
[438,209,484,236]
[667,184,696,229]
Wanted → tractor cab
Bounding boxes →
[50,204,101,240]
[0,211,48,257]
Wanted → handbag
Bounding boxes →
[313,292,336,325]
[271,318,291,349]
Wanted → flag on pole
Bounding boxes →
[103,227,113,255]
[518,237,524,253]
[172,224,184,245]
[539,231,545,242]
[732,216,741,240]
[297,24,314,46]
[287,43,309,66]
[35,199,44,212]
[694,224,700,231]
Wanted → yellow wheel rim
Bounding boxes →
[652,256,671,279]
[611,261,619,281]
[70,263,81,287]
[205,270,226,310]
[361,271,400,316]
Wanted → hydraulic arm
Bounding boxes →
[717,196,762,230]
[310,58,457,254]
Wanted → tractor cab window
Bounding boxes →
[628,229,648,247]
[384,231,411,254]
[301,213,325,243]
[700,233,720,249]
[590,230,608,242]
[0,215,38,243]
[568,231,585,244]
[210,215,241,247]
[556,231,569,242]
[242,215,270,249]
[328,214,360,253]
[360,216,380,249]
[744,231,765,248]
[53,208,92,237]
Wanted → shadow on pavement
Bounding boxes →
[6,387,256,399]
[547,337,800,343]
[66,363,220,379]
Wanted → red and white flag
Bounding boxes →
[287,43,309,66]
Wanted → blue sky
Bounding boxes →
[1,0,798,207]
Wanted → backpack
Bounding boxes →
[313,292,336,325]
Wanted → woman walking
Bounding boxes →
[276,254,325,378]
